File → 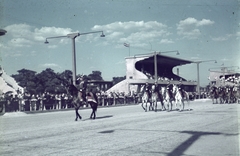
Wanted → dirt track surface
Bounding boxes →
[0,99,239,156]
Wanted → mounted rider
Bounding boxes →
[152,82,161,97]
[77,76,87,102]
[177,80,185,97]
[166,80,174,99]
[144,82,151,98]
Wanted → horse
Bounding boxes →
[218,86,226,104]
[86,90,98,119]
[151,84,165,112]
[161,86,174,111]
[224,86,232,104]
[67,84,85,121]
[209,86,219,104]
[172,84,190,111]
[236,86,240,104]
[232,85,239,103]
[140,85,152,112]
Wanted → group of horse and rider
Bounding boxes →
[140,80,190,112]
[67,77,190,121]
[67,77,99,121]
[209,84,240,104]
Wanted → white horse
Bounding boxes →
[172,84,190,111]
[140,85,152,112]
[161,87,174,111]
[151,84,165,111]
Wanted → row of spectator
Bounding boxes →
[0,91,139,113]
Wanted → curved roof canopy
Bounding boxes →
[135,54,193,81]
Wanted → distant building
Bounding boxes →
[209,67,240,86]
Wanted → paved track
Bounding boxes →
[0,99,239,156]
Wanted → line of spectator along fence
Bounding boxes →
[0,91,140,113]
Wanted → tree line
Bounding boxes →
[11,68,125,94]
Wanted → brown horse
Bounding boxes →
[86,90,98,119]
[67,84,85,121]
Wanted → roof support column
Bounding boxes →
[154,52,158,83]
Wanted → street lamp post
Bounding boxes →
[194,60,217,97]
[44,31,105,85]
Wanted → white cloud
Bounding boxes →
[160,39,174,44]
[91,21,169,47]
[9,38,33,47]
[40,63,60,68]
[212,37,227,41]
[4,23,74,48]
[177,17,214,39]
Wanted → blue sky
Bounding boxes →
[0,0,239,86]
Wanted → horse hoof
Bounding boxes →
[75,119,77,121]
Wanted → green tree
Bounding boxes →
[87,71,103,81]
[12,69,37,94]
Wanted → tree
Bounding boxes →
[87,71,103,81]
[12,69,37,94]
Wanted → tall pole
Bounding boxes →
[194,60,217,98]
[128,46,130,56]
[154,51,158,83]
[71,37,77,85]
[197,62,200,97]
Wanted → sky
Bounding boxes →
[0,0,239,86]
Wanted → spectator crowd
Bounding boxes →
[0,90,140,113]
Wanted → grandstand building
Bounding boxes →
[208,67,240,86]
[108,52,197,93]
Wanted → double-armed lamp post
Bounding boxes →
[44,31,105,85]
[194,60,217,97]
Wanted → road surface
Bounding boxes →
[0,99,239,156]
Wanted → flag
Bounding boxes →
[123,43,130,47]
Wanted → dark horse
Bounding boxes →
[86,90,98,119]
[67,84,98,120]
[67,84,85,121]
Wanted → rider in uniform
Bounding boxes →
[145,82,151,97]
[77,76,87,102]
[178,80,184,96]
[153,82,160,97]
[166,80,173,99]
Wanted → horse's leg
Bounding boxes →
[141,101,146,111]
[75,108,82,121]
[154,100,157,112]
[168,100,172,111]
[146,101,148,112]
[179,99,184,112]
[175,100,178,110]
[91,103,97,119]
[161,100,166,111]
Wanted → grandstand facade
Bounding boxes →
[125,53,197,92]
